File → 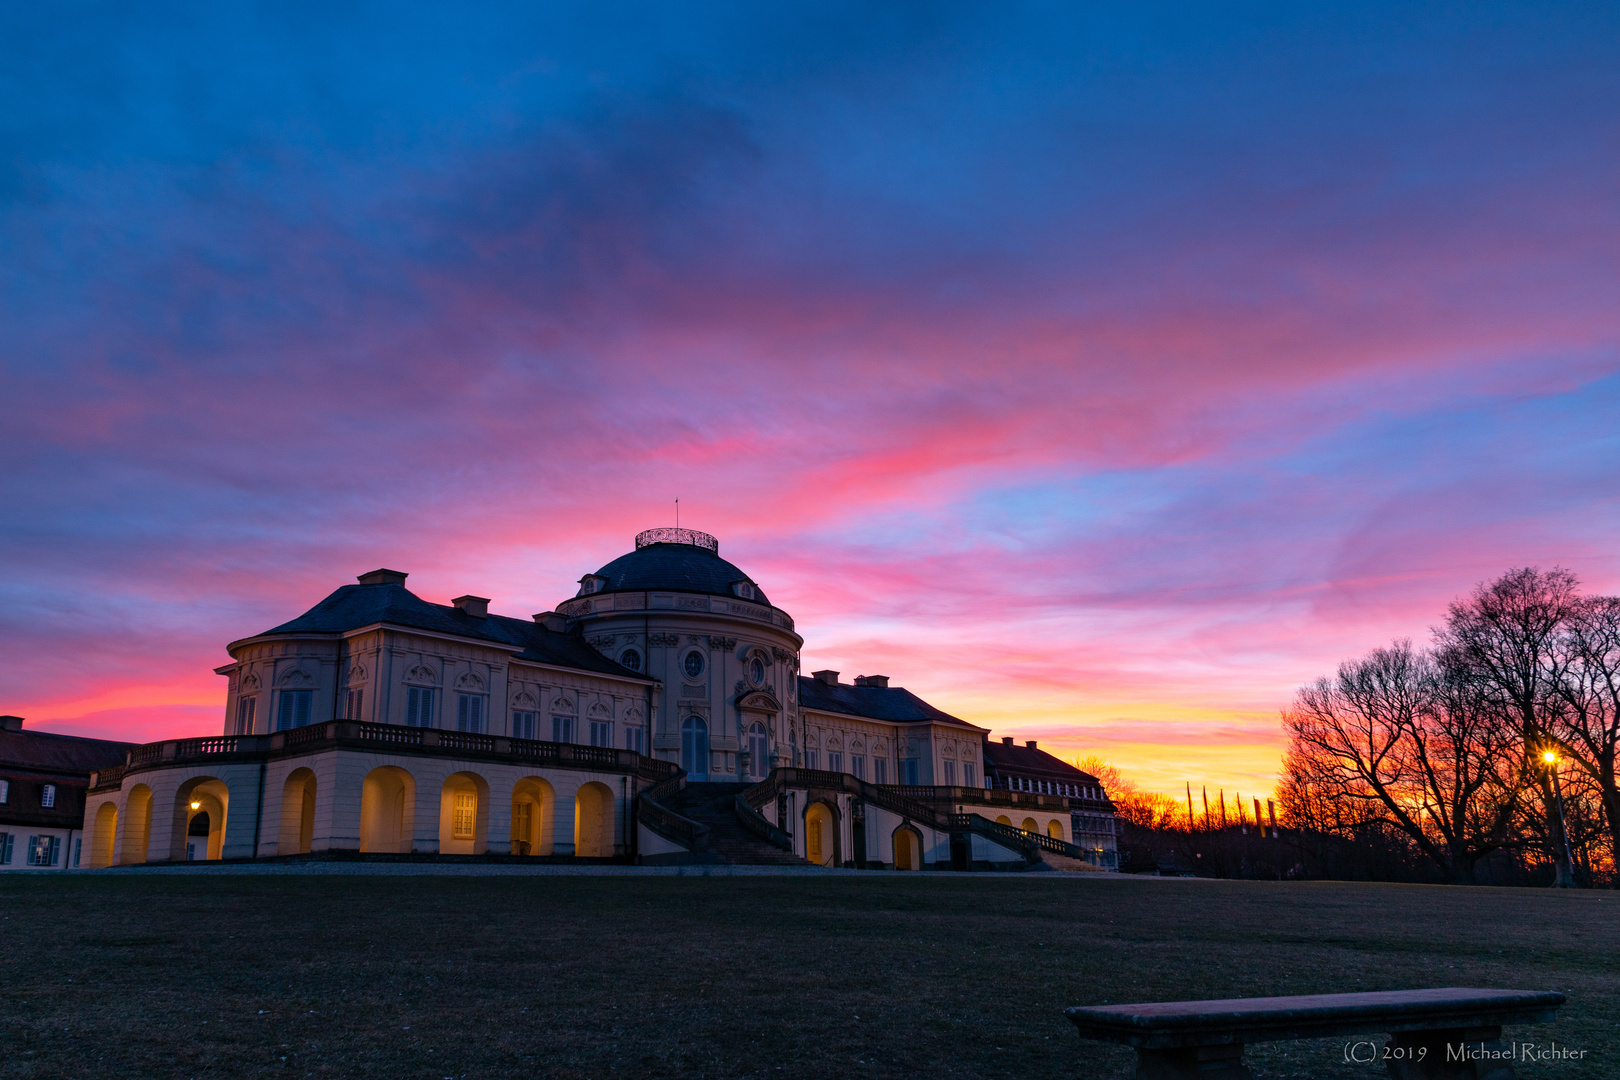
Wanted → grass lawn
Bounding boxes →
[0,872,1612,1079]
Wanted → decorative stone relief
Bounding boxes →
[552,693,577,714]
[239,672,261,692]
[347,663,368,685]
[587,701,612,720]
[278,667,314,687]
[649,633,681,647]
[708,636,737,650]
[405,664,437,685]
[771,647,795,663]
[587,635,617,650]
[512,688,538,708]
[456,671,485,691]
[681,683,708,699]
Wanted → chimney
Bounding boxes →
[812,670,840,686]
[452,595,490,619]
[533,612,567,633]
[852,675,889,688]
[0,715,22,732]
[1002,736,1014,746]
[1026,740,1038,750]
[357,569,409,586]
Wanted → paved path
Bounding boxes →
[76,861,1157,878]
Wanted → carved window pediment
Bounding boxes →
[405,664,438,686]
[278,668,313,687]
[587,701,612,720]
[456,671,486,691]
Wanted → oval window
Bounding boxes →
[749,656,765,685]
[683,651,705,679]
[620,649,641,672]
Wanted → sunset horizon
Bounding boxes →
[6,5,1619,805]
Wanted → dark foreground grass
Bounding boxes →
[0,873,1614,1080]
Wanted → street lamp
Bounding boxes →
[1542,750,1576,889]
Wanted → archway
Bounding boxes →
[360,766,415,853]
[1046,819,1065,842]
[278,768,317,855]
[747,722,768,780]
[681,716,709,780]
[90,802,117,868]
[172,777,230,861]
[573,781,615,857]
[438,772,490,855]
[120,784,153,864]
[995,814,1012,827]
[804,801,836,867]
[893,826,922,871]
[511,777,556,856]
[1021,817,1039,835]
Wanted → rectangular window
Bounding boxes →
[512,711,536,740]
[235,696,257,735]
[827,752,842,774]
[73,837,81,867]
[0,833,11,864]
[456,693,485,733]
[0,778,9,804]
[900,758,919,785]
[452,792,476,839]
[345,688,364,722]
[874,758,887,784]
[277,689,313,731]
[27,835,59,867]
[850,755,865,780]
[943,760,957,786]
[589,720,613,747]
[552,716,575,743]
[624,726,644,754]
[805,749,818,770]
[964,763,976,788]
[406,687,435,728]
[40,784,56,808]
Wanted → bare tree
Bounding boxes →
[1549,596,1620,872]
[1281,640,1524,883]
[1436,567,1583,886]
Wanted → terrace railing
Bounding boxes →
[109,721,678,787]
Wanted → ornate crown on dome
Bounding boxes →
[634,527,719,554]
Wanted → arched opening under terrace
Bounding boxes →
[172,777,230,861]
[360,766,415,854]
[512,777,556,856]
[804,801,837,867]
[279,768,317,855]
[573,781,614,858]
[90,802,117,868]
[892,826,923,871]
[120,784,153,865]
[439,772,490,855]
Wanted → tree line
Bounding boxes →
[1277,567,1618,887]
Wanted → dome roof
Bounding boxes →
[584,531,770,606]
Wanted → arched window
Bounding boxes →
[681,716,709,780]
[683,651,705,679]
[619,649,641,672]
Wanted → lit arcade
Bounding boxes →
[78,529,1119,871]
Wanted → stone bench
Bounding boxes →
[1064,987,1566,1079]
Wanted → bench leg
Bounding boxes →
[1386,1026,1516,1080]
[1135,1043,1253,1079]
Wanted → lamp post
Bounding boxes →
[1542,750,1577,889]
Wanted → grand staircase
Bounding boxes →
[661,782,809,866]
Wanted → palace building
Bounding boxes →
[76,529,1118,871]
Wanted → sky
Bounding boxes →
[3,3,1619,798]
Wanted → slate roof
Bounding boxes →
[797,676,981,729]
[258,582,648,679]
[982,739,1099,784]
[587,542,770,606]
[0,729,135,775]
